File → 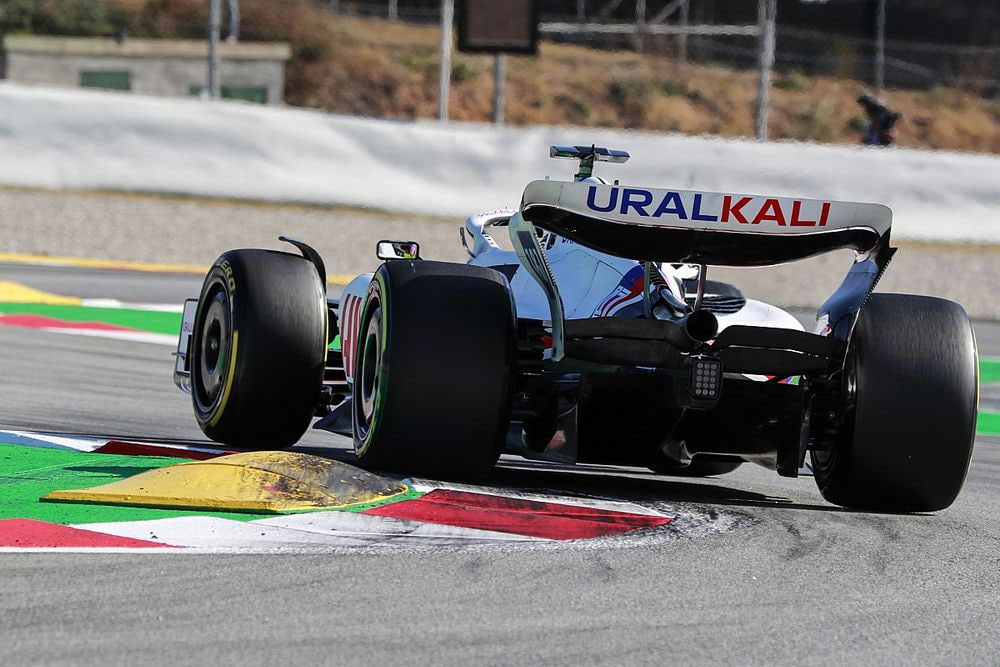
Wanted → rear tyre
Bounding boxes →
[191,249,326,448]
[812,293,978,512]
[352,260,516,481]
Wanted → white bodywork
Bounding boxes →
[340,207,802,385]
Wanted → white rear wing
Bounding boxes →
[520,180,892,266]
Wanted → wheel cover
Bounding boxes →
[193,284,232,414]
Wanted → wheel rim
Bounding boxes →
[193,284,232,413]
[812,347,859,475]
[354,303,383,443]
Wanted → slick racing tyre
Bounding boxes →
[191,249,327,449]
[352,260,516,481]
[811,294,978,512]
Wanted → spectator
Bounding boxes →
[858,93,902,147]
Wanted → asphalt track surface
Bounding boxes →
[2,262,999,665]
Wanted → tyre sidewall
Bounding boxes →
[354,271,389,457]
[191,250,327,448]
[351,261,516,480]
[813,294,978,511]
[192,261,239,430]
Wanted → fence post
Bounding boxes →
[875,0,886,95]
[634,0,646,52]
[389,0,398,22]
[493,53,507,125]
[678,0,689,71]
[439,0,454,122]
[207,0,221,99]
[754,0,776,140]
[225,0,239,42]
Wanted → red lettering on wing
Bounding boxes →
[818,202,831,226]
[751,198,786,226]
[721,196,752,224]
[789,201,816,226]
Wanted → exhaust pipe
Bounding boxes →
[659,309,718,350]
[683,309,719,344]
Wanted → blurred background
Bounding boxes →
[1,0,997,151]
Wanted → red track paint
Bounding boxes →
[365,489,671,540]
[0,519,175,548]
[94,441,234,460]
[0,314,137,332]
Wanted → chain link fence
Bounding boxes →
[333,0,998,96]
[776,27,998,95]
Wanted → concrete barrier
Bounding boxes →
[0,82,997,243]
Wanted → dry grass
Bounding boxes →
[285,15,998,154]
[115,3,1000,154]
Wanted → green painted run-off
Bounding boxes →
[0,443,273,525]
[979,412,1000,437]
[981,358,1000,384]
[0,443,419,525]
[0,302,180,336]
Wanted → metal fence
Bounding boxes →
[334,0,999,95]
[776,26,999,94]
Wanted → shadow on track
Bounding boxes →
[490,460,849,514]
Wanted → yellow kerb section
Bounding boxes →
[0,251,207,274]
[41,451,410,513]
[0,252,353,285]
[0,280,82,305]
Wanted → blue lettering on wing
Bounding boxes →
[587,186,618,213]
[691,193,719,222]
[620,188,653,216]
[652,191,688,219]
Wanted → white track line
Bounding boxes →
[73,513,542,550]
[74,516,374,550]
[80,299,184,313]
[407,478,671,518]
[36,327,178,346]
[0,430,105,452]
[258,511,542,545]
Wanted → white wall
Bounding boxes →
[0,82,997,243]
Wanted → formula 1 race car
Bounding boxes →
[174,145,979,512]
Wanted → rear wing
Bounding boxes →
[520,179,891,267]
[510,178,896,362]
